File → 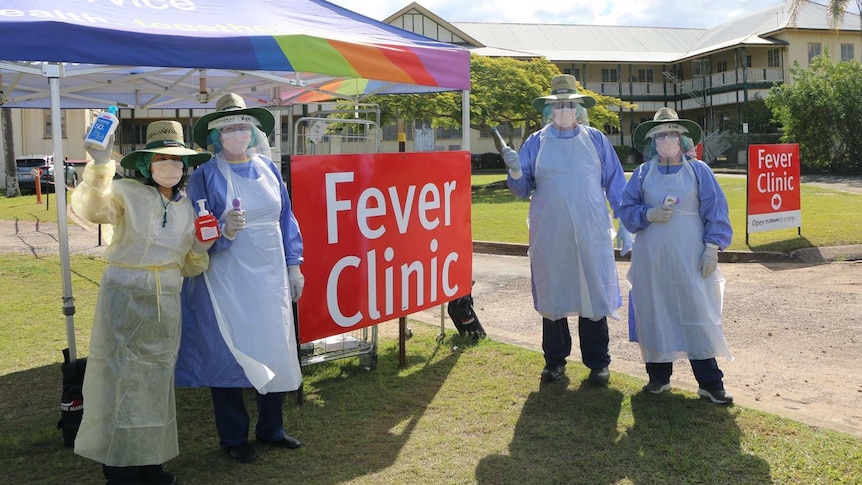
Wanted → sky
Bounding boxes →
[325,0,859,29]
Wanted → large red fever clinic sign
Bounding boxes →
[291,152,473,343]
[747,144,801,233]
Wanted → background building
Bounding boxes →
[2,0,860,188]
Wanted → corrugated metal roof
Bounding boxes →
[451,2,860,64]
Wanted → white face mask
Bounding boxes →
[150,159,185,188]
[656,137,681,159]
[551,107,577,129]
[220,127,252,155]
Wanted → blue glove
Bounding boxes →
[700,243,719,278]
[502,147,522,179]
[288,265,305,301]
[615,220,633,256]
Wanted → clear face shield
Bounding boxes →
[208,115,272,160]
[541,101,589,128]
[644,128,695,161]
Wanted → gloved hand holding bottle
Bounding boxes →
[502,147,522,180]
[192,236,217,255]
[85,134,115,165]
[287,265,305,302]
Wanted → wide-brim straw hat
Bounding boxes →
[532,74,596,111]
[633,107,702,152]
[193,93,275,148]
[120,120,211,170]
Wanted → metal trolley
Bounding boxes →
[299,326,378,370]
[292,105,381,370]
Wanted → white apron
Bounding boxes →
[627,158,733,362]
[203,157,302,394]
[529,126,621,321]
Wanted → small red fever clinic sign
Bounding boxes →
[291,151,473,343]
[747,144,801,234]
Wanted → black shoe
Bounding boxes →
[588,367,610,386]
[642,380,671,394]
[224,442,258,463]
[698,387,734,404]
[137,465,176,485]
[258,434,302,449]
[540,365,566,382]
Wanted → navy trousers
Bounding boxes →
[210,387,287,449]
[646,358,725,390]
[542,316,610,370]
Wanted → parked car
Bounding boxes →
[15,155,78,193]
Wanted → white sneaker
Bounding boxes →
[698,387,733,404]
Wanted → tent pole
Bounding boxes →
[46,64,78,362]
[461,90,470,152]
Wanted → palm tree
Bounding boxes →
[790,0,862,59]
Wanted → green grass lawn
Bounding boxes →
[471,173,862,253]
[3,173,861,255]
[0,255,860,484]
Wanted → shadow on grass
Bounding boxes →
[475,383,772,484]
[168,335,464,485]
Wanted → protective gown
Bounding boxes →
[175,154,303,394]
[71,161,209,466]
[508,124,626,321]
[618,156,733,362]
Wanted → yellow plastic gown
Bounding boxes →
[71,161,208,466]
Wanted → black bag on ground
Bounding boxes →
[57,348,86,447]
[447,293,486,340]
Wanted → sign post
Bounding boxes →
[32,168,43,204]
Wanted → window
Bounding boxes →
[601,68,618,83]
[572,68,580,80]
[435,125,462,139]
[132,124,148,145]
[637,69,653,82]
[744,55,752,68]
[43,109,67,138]
[768,49,781,68]
[808,43,822,62]
[603,124,620,135]
[382,123,398,141]
[716,61,727,73]
[692,59,708,77]
[841,43,855,61]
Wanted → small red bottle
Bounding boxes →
[194,199,220,242]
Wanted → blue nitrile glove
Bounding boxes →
[615,220,633,256]
[502,147,522,179]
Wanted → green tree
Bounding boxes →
[363,54,635,149]
[766,53,862,174]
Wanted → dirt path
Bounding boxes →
[415,254,862,439]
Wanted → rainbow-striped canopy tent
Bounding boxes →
[0,0,470,361]
[0,0,470,109]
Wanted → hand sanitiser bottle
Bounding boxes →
[195,199,221,242]
[84,106,119,151]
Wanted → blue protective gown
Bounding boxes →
[508,123,627,320]
[175,155,303,390]
[618,156,733,362]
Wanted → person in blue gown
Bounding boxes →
[502,74,632,386]
[619,107,734,404]
[176,93,305,463]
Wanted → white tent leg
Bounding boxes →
[47,64,77,362]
